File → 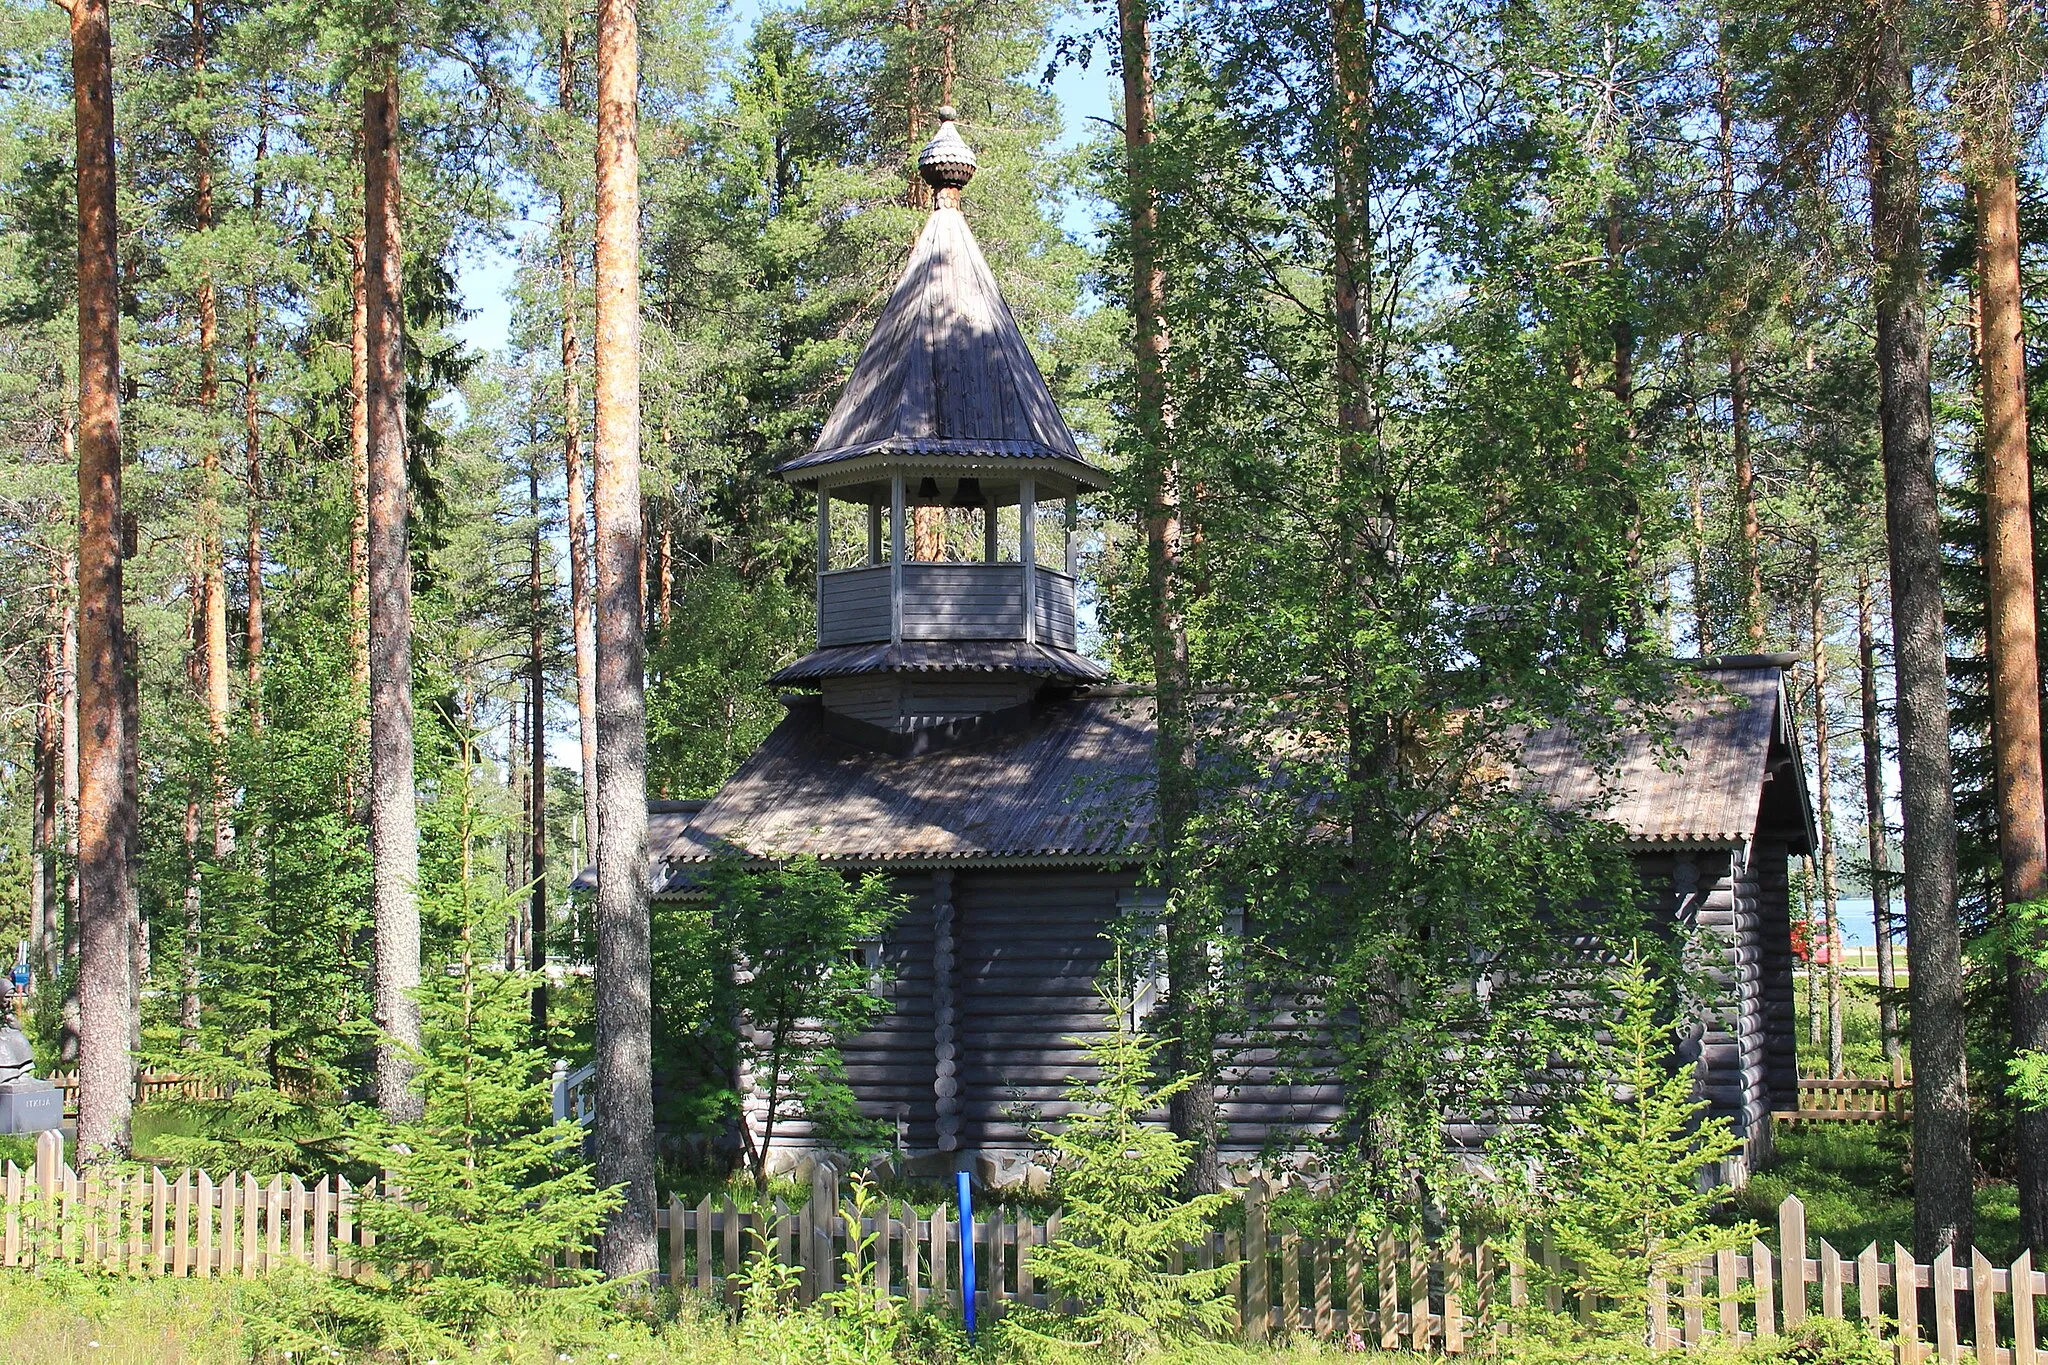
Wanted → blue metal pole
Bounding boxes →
[957,1170,977,1339]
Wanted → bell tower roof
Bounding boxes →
[774,114,1107,493]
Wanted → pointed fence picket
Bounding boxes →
[1,1139,2043,1359]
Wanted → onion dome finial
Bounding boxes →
[918,108,977,196]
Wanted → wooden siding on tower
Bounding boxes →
[901,563,1026,640]
[819,567,893,646]
[1034,568,1077,646]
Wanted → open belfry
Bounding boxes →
[770,107,1111,741]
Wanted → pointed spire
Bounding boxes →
[918,107,976,206]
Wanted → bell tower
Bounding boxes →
[770,110,1109,742]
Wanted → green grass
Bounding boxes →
[1793,973,1898,1079]
[1733,1123,2020,1262]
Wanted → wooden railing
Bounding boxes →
[3,1140,2036,1361]
[44,1070,230,1119]
[1774,1070,1913,1125]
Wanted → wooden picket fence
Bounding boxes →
[4,1135,2044,1360]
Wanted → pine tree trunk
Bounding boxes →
[59,534,80,1063]
[1964,0,2048,1254]
[1121,0,1212,1194]
[32,570,58,994]
[529,462,549,1035]
[244,116,268,725]
[593,0,658,1280]
[1810,557,1844,1078]
[1869,6,1973,1258]
[1717,38,1764,648]
[70,0,134,1163]
[1858,570,1902,1063]
[363,58,422,1122]
[193,0,232,863]
[559,8,601,873]
[349,232,371,705]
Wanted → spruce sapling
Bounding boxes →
[346,735,619,1334]
[1535,945,1755,1345]
[1008,981,1239,1363]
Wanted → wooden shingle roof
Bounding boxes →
[773,207,1106,488]
[638,664,1810,892]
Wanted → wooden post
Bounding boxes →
[816,486,830,580]
[1380,1227,1400,1348]
[668,1194,686,1290]
[1779,1194,1807,1326]
[2013,1248,2037,1365]
[1932,1246,1958,1363]
[312,1177,331,1274]
[930,1209,950,1308]
[1971,1248,1997,1363]
[334,1176,354,1279]
[868,501,883,566]
[1019,476,1037,645]
[1820,1237,1843,1320]
[1684,1257,1705,1346]
[984,498,997,563]
[1281,1227,1299,1334]
[241,1173,260,1277]
[289,1176,307,1265]
[905,1202,922,1307]
[1718,1246,1742,1340]
[195,1173,213,1278]
[1856,1242,1881,1330]
[724,1196,741,1305]
[1063,494,1077,577]
[150,1168,168,1272]
[1752,1239,1776,1337]
[1346,1233,1364,1338]
[1895,1243,1921,1364]
[265,1176,283,1272]
[890,477,905,645]
[695,1194,713,1295]
[1244,1177,1269,1342]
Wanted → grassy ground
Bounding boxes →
[1732,1122,2021,1262]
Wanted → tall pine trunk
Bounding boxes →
[559,5,600,870]
[364,57,422,1121]
[244,113,268,724]
[1869,4,1973,1258]
[1809,547,1844,1077]
[1121,0,1212,1193]
[529,462,549,1034]
[71,0,135,1163]
[1717,36,1763,647]
[593,0,657,1280]
[349,231,371,707]
[1858,568,1902,1063]
[1962,0,2048,1254]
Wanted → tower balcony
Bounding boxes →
[817,561,1079,651]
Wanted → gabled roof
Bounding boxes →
[773,207,1106,489]
[634,663,1812,894]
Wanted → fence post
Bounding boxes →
[1894,1243,1920,1364]
[2011,1249,2036,1365]
[1931,1247,1958,1363]
[1244,1177,1269,1343]
[1778,1195,1806,1326]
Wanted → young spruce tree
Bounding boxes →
[347,738,617,1335]
[1011,981,1239,1362]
